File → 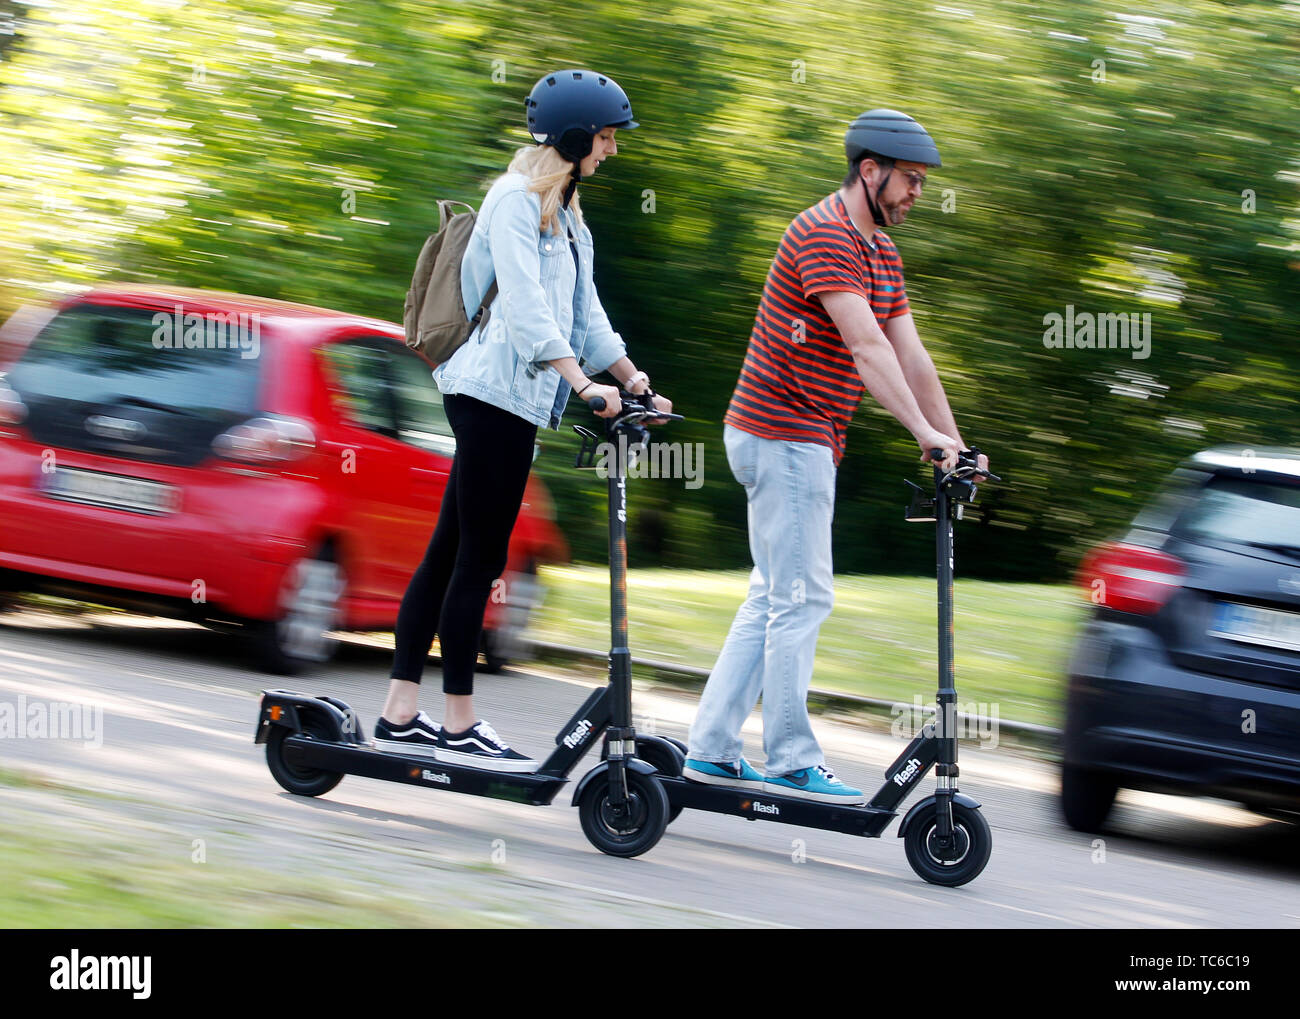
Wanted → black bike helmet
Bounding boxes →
[844,109,941,227]
[525,69,638,166]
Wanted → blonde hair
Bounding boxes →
[504,144,584,236]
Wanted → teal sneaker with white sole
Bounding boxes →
[764,764,866,804]
[683,757,765,791]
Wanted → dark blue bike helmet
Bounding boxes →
[844,108,942,168]
[844,109,941,226]
[525,69,638,166]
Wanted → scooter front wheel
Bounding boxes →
[903,801,991,887]
[578,769,669,858]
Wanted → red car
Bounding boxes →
[0,285,566,673]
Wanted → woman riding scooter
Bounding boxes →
[374,69,672,771]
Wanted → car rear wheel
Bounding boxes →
[1060,764,1118,833]
[251,545,345,675]
[0,570,23,614]
[479,560,540,674]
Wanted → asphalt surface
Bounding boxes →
[2,606,1298,928]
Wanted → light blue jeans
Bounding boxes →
[688,425,836,776]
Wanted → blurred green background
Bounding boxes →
[1,0,1296,579]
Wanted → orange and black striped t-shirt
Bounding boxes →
[724,192,909,464]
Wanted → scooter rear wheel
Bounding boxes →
[903,801,991,887]
[578,769,669,858]
[266,721,343,797]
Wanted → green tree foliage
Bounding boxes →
[1,1,1296,578]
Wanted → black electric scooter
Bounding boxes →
[252,392,687,857]
[254,396,1000,881]
[569,421,1002,887]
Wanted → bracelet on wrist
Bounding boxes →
[577,379,594,395]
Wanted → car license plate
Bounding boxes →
[38,465,180,515]
[1209,601,1300,654]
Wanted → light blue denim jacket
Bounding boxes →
[433,172,628,429]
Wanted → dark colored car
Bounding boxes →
[0,286,566,673]
[1061,446,1300,831]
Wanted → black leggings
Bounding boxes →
[391,394,538,694]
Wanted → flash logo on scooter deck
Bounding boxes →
[407,765,450,784]
[562,718,593,749]
[742,800,780,816]
[893,757,923,787]
[405,768,451,784]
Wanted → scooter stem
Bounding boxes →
[607,431,632,729]
[933,463,959,840]
[935,462,956,768]
[602,426,637,807]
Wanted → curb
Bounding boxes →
[524,638,1063,753]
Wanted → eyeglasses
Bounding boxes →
[898,170,927,193]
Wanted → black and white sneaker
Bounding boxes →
[434,720,537,773]
[373,710,441,759]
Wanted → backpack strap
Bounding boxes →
[433,199,497,331]
[437,199,478,231]
[473,281,499,328]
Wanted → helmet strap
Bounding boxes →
[862,165,891,228]
[563,168,580,208]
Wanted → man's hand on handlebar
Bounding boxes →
[940,448,997,484]
[917,432,993,481]
[917,430,961,472]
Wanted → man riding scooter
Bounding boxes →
[685,109,992,802]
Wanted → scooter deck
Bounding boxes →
[659,777,897,838]
[282,735,568,806]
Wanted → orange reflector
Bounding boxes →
[270,705,282,721]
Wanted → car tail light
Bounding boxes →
[212,415,315,464]
[0,377,27,425]
[1077,542,1185,615]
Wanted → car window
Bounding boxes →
[4,302,261,467]
[386,348,456,457]
[9,303,260,417]
[319,340,398,438]
[1127,468,1205,538]
[0,303,57,370]
[1172,476,1300,552]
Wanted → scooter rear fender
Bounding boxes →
[254,689,363,745]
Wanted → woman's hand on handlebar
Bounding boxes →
[586,383,622,418]
[646,392,673,423]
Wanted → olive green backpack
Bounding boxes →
[403,199,498,367]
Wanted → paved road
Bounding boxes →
[2,607,1298,928]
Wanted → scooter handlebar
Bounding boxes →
[587,390,683,426]
[934,447,1001,484]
